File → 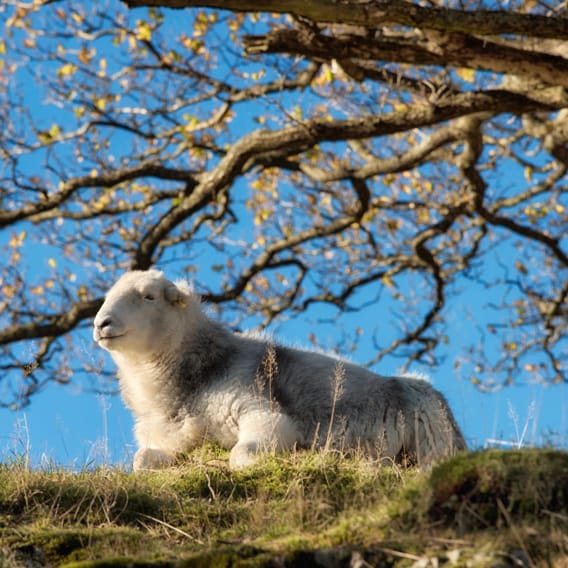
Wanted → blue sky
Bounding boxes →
[1,2,567,469]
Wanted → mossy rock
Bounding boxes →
[411,448,568,532]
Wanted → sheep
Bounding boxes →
[93,269,466,470]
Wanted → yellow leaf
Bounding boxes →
[78,285,88,300]
[456,68,475,83]
[98,58,107,78]
[515,260,528,275]
[385,219,400,233]
[2,285,17,298]
[48,258,57,268]
[136,21,152,42]
[227,17,240,31]
[417,209,431,224]
[6,6,32,28]
[71,11,84,24]
[49,124,61,138]
[381,275,395,288]
[58,63,78,77]
[9,230,26,248]
[255,275,269,290]
[78,46,94,64]
[37,124,61,144]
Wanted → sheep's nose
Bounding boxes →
[95,315,113,330]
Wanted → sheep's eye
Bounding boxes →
[143,294,155,302]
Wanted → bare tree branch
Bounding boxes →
[243,27,568,88]
[124,0,568,40]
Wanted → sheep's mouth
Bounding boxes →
[96,332,125,342]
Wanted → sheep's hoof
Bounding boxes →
[133,447,175,471]
[229,444,258,469]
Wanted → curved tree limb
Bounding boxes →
[243,27,568,89]
[0,299,104,345]
[123,0,568,41]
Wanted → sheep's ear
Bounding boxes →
[164,283,189,308]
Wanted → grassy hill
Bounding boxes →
[1,447,567,567]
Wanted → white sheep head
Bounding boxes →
[93,270,192,358]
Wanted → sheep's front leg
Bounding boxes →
[132,414,205,471]
[230,410,299,469]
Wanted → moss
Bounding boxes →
[404,448,568,532]
[41,531,88,559]
[5,530,87,566]
[174,546,269,567]
[62,560,172,567]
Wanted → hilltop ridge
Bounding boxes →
[1,447,567,567]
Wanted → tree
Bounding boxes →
[0,0,566,409]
